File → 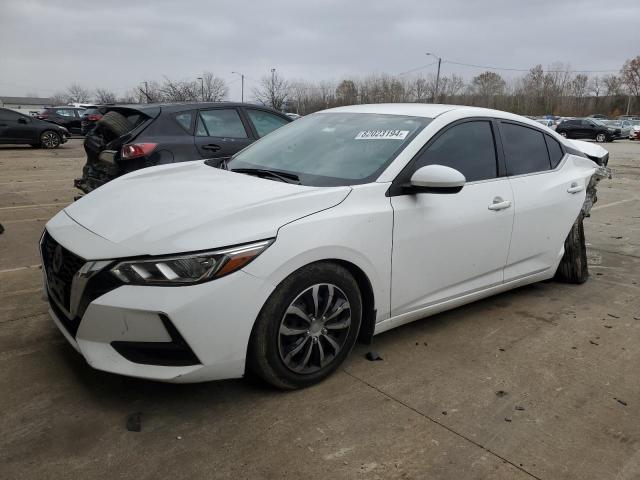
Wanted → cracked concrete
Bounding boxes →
[0,139,639,479]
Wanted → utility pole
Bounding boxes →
[197,77,204,101]
[426,52,442,103]
[231,71,245,102]
[626,94,632,116]
[271,68,276,108]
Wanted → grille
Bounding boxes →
[41,231,86,311]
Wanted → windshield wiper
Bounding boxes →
[231,168,300,184]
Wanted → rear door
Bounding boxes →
[500,122,585,281]
[194,108,254,165]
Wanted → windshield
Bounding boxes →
[227,112,430,186]
[591,119,607,127]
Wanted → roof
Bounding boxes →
[323,103,557,130]
[325,103,466,117]
[0,96,52,105]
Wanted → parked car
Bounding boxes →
[556,118,619,142]
[587,114,607,119]
[80,106,102,135]
[602,120,632,139]
[534,118,556,129]
[75,102,292,193]
[36,106,86,135]
[0,107,70,148]
[629,120,640,140]
[41,104,609,388]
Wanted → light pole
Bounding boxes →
[231,71,245,102]
[425,52,442,103]
[197,77,204,101]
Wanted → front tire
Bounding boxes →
[248,262,362,389]
[559,131,568,138]
[595,133,606,143]
[555,214,588,284]
[40,131,61,149]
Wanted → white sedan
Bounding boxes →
[41,104,608,389]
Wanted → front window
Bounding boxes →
[227,112,430,186]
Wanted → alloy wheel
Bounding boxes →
[596,133,606,143]
[41,132,60,148]
[278,283,351,374]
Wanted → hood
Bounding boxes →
[64,161,351,255]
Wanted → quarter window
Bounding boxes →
[501,123,551,176]
[414,121,498,182]
[175,112,193,132]
[246,109,289,137]
[197,109,247,138]
[544,135,564,168]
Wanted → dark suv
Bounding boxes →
[75,102,291,193]
[36,107,87,134]
[556,118,618,143]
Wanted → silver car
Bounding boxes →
[603,120,632,139]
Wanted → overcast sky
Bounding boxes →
[1,0,638,101]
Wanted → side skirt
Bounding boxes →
[373,268,553,335]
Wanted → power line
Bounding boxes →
[443,59,619,74]
[397,61,439,76]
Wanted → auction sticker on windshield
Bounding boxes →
[355,129,409,140]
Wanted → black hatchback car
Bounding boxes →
[36,106,88,135]
[75,102,292,193]
[0,107,70,148]
[556,118,619,143]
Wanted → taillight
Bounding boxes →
[87,114,102,121]
[37,114,48,119]
[121,143,157,160]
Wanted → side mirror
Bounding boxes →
[406,165,466,194]
[18,117,29,124]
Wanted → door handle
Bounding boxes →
[488,197,512,211]
[567,182,584,194]
[202,144,221,152]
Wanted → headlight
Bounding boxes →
[110,239,273,285]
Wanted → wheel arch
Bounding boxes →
[326,259,376,345]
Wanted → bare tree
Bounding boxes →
[253,71,289,110]
[470,71,506,97]
[620,56,640,97]
[94,88,117,104]
[410,77,430,102]
[50,91,69,105]
[588,76,603,97]
[602,75,623,96]
[200,71,228,101]
[335,79,358,105]
[66,83,91,103]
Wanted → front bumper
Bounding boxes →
[42,216,275,383]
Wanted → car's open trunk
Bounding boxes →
[75,106,159,194]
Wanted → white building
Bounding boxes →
[0,96,53,115]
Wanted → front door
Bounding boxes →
[390,119,514,316]
[194,108,254,166]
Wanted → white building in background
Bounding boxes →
[0,96,53,115]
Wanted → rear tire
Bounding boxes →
[39,131,61,149]
[248,262,362,390]
[555,214,588,284]
[97,111,131,138]
[559,131,568,138]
